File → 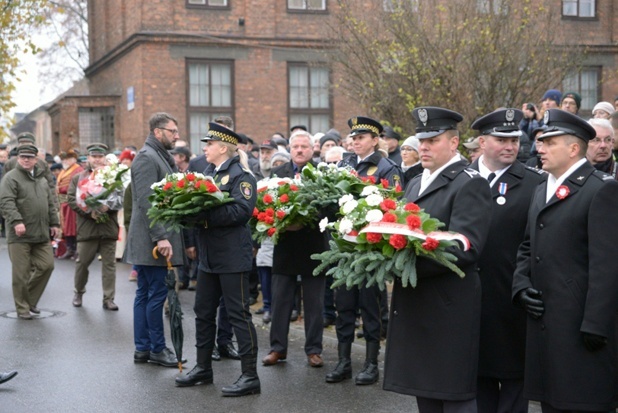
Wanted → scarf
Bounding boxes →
[145,134,177,171]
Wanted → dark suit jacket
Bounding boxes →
[188,154,210,174]
[470,159,545,379]
[383,160,492,400]
[512,162,618,411]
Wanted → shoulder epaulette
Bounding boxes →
[463,168,480,178]
[525,166,545,175]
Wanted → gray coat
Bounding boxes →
[125,137,185,267]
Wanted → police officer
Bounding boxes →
[175,123,260,397]
[326,116,401,386]
[469,109,546,413]
[383,107,492,413]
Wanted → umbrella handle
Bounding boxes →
[152,246,173,270]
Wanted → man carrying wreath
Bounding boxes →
[383,107,492,413]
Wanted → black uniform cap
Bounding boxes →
[412,107,463,139]
[87,142,109,155]
[471,108,523,138]
[290,125,308,132]
[201,122,240,146]
[538,109,596,142]
[348,116,383,137]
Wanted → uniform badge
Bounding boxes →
[556,185,569,200]
[351,117,358,126]
[505,109,515,122]
[418,109,428,126]
[367,166,378,176]
[240,182,253,200]
[577,176,584,181]
[221,175,229,185]
[496,182,508,205]
[543,110,550,124]
[393,175,401,185]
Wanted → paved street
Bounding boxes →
[0,239,542,413]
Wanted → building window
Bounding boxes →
[289,64,331,134]
[186,0,228,7]
[78,107,115,151]
[477,0,508,14]
[383,0,419,13]
[563,67,600,111]
[287,0,326,11]
[187,60,234,151]
[562,0,595,18]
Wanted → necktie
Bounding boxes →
[487,172,496,183]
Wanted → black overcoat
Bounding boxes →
[512,162,618,411]
[383,160,492,400]
[470,160,545,379]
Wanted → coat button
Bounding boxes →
[541,324,545,330]
[393,310,398,316]
[539,223,544,229]
[535,257,540,263]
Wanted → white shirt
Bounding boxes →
[418,154,461,196]
[357,152,375,164]
[545,158,587,203]
[478,155,512,187]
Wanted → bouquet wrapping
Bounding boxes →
[147,172,233,232]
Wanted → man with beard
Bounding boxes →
[251,139,278,180]
[126,112,187,368]
[586,118,617,179]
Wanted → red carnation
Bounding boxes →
[278,181,287,186]
[380,199,397,212]
[205,181,218,193]
[404,202,420,212]
[361,176,377,184]
[422,237,440,251]
[279,194,290,203]
[265,208,275,217]
[395,184,402,192]
[366,232,383,244]
[163,182,173,191]
[406,214,422,230]
[257,186,268,193]
[176,180,186,189]
[382,212,397,223]
[252,208,259,218]
[389,234,407,250]
[267,227,277,237]
[186,173,196,182]
[289,184,299,191]
[276,210,286,220]
[264,216,274,225]
[380,179,389,188]
[257,212,267,222]
[80,193,87,200]
[263,194,273,204]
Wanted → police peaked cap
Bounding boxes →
[471,108,523,138]
[413,107,463,139]
[87,142,109,155]
[348,116,383,137]
[538,109,596,143]
[17,144,38,156]
[201,122,240,146]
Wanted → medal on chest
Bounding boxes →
[496,182,508,205]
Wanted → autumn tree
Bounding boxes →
[327,0,585,136]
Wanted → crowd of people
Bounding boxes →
[1,90,618,412]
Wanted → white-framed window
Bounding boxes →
[289,64,331,134]
[562,0,595,17]
[187,60,234,151]
[563,67,600,111]
[383,0,419,13]
[477,0,508,15]
[288,0,326,11]
[187,0,228,7]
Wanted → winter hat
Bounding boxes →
[562,91,582,110]
[319,133,339,148]
[592,101,615,117]
[401,136,419,153]
[542,89,562,105]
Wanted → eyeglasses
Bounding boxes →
[590,137,613,145]
[18,155,36,160]
[158,127,179,136]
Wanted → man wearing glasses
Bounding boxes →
[586,118,617,179]
[126,113,188,368]
[0,144,60,320]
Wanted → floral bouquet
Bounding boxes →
[250,176,316,244]
[312,185,469,290]
[75,154,130,223]
[147,172,234,232]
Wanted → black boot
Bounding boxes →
[355,341,379,385]
[175,348,214,387]
[325,343,352,383]
[221,355,261,397]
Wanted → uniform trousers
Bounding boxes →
[74,239,116,303]
[216,296,234,347]
[8,242,54,314]
[270,273,325,355]
[133,265,168,353]
[477,377,527,413]
[335,284,382,343]
[416,396,478,413]
[194,270,257,357]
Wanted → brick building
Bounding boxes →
[36,0,618,154]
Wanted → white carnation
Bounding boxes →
[341,199,358,215]
[319,217,329,233]
[338,194,355,206]
[365,193,384,206]
[338,218,354,235]
[365,209,384,223]
[360,185,379,197]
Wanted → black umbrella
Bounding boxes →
[153,247,184,372]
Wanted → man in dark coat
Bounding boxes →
[469,109,546,413]
[261,130,328,369]
[512,109,618,412]
[383,107,492,413]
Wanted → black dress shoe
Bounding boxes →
[29,307,41,314]
[262,311,271,324]
[134,350,150,363]
[248,297,257,306]
[149,348,187,367]
[218,343,240,360]
[212,346,221,361]
[0,371,17,385]
[290,310,299,322]
[323,318,335,328]
[255,307,265,315]
[175,365,213,387]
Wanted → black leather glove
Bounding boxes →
[516,288,544,319]
[582,332,607,352]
